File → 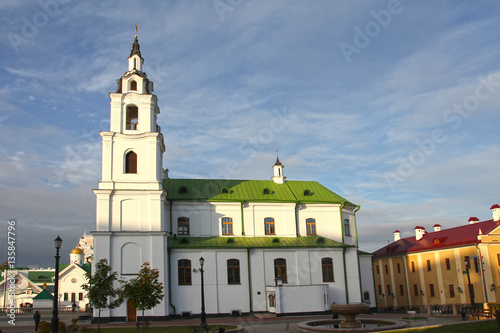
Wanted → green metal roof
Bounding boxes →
[163,179,354,205]
[81,263,91,275]
[28,271,54,284]
[168,236,352,249]
[33,289,54,300]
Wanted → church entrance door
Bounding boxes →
[127,300,137,321]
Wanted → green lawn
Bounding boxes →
[390,320,499,332]
[81,324,237,333]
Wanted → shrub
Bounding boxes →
[494,309,500,326]
[38,321,50,333]
[59,320,66,333]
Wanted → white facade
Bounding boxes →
[92,35,365,320]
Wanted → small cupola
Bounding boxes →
[69,247,84,266]
[491,204,500,222]
[128,25,144,72]
[468,217,479,224]
[414,226,426,241]
[272,150,286,184]
[433,224,441,232]
[393,230,401,241]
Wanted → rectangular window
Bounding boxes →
[71,293,76,302]
[222,217,233,235]
[465,256,470,269]
[178,259,192,285]
[376,265,380,274]
[387,284,391,295]
[79,292,83,301]
[322,258,334,282]
[399,284,404,296]
[306,218,317,235]
[449,284,455,298]
[397,263,401,274]
[265,217,275,235]
[385,265,388,274]
[430,284,435,297]
[274,258,287,283]
[411,261,415,273]
[474,257,479,273]
[227,259,241,284]
[413,284,418,297]
[427,260,431,271]
[378,285,382,295]
[177,217,190,235]
[64,293,68,301]
[445,258,451,270]
[344,219,351,236]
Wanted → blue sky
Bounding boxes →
[1,0,500,267]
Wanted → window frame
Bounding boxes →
[125,105,139,130]
[321,257,334,282]
[265,217,275,235]
[227,259,241,285]
[274,258,287,283]
[125,151,137,174]
[178,259,192,285]
[222,217,233,235]
[343,219,351,236]
[177,217,190,236]
[306,218,317,236]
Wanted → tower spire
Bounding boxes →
[130,25,142,58]
[272,149,286,184]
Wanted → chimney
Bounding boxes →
[414,226,426,241]
[393,230,400,241]
[433,224,441,232]
[491,204,500,222]
[468,217,479,224]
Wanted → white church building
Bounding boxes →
[92,34,370,321]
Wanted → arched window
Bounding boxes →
[265,217,275,235]
[221,187,229,194]
[274,258,287,283]
[178,217,189,235]
[344,219,351,236]
[304,190,311,196]
[227,259,240,284]
[129,80,137,91]
[322,257,334,282]
[125,151,137,173]
[363,291,370,302]
[126,105,138,130]
[306,218,316,235]
[178,259,191,285]
[222,217,233,235]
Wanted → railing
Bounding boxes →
[0,307,82,314]
[376,303,482,315]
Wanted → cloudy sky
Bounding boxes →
[1,0,499,267]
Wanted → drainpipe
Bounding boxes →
[339,203,346,243]
[353,205,360,247]
[475,244,488,304]
[167,249,176,315]
[356,250,363,303]
[247,248,253,314]
[168,200,173,234]
[343,247,349,304]
[241,202,245,236]
[295,202,300,237]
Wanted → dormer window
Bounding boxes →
[126,105,138,130]
[263,188,270,195]
[304,190,311,196]
[179,186,188,194]
[130,80,137,91]
[221,187,229,194]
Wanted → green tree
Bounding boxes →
[81,258,123,333]
[122,262,164,332]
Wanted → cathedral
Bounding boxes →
[92,33,369,321]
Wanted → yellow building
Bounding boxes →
[373,204,500,310]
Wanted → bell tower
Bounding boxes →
[92,29,169,320]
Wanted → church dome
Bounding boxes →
[70,247,84,254]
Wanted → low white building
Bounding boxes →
[92,33,368,321]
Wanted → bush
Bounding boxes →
[494,309,500,326]
[68,318,79,332]
[59,320,66,333]
[38,321,50,333]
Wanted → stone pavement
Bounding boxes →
[0,311,481,333]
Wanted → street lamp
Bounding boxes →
[199,256,207,330]
[464,258,475,307]
[51,236,62,333]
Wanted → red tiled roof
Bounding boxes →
[394,230,400,233]
[468,217,479,222]
[373,219,499,259]
[491,204,500,209]
[433,224,441,227]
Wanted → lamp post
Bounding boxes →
[199,256,207,330]
[464,258,475,307]
[51,236,62,333]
